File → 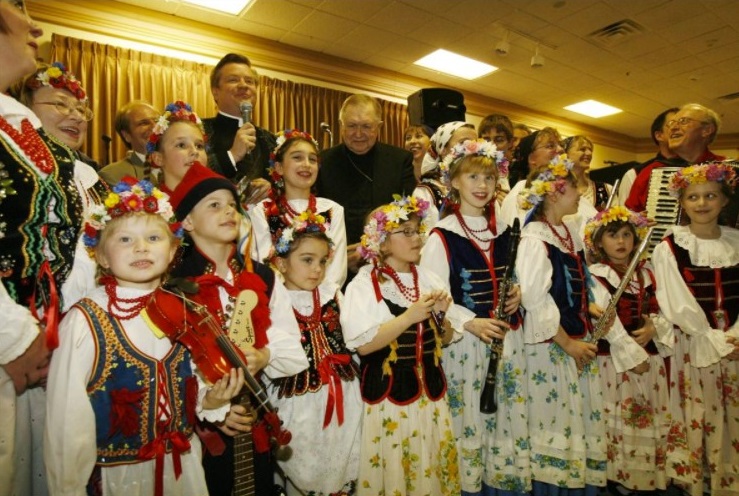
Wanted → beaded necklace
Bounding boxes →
[293,288,322,344]
[543,219,575,255]
[0,116,55,174]
[379,264,419,302]
[105,281,152,321]
[280,194,316,218]
[455,210,494,253]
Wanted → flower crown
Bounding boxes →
[583,206,649,256]
[82,177,183,256]
[273,209,333,257]
[26,62,86,101]
[267,129,320,188]
[518,154,574,210]
[668,161,738,197]
[146,101,205,155]
[440,138,509,188]
[358,195,430,264]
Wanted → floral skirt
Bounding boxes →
[357,393,460,496]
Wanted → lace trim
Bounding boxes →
[288,282,337,314]
[524,220,583,253]
[670,226,739,268]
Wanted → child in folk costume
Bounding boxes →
[341,196,461,495]
[652,162,739,496]
[420,139,530,496]
[167,162,308,496]
[270,210,362,495]
[248,129,348,287]
[584,206,673,493]
[515,157,649,495]
[45,178,242,495]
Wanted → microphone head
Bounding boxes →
[320,122,330,131]
[239,101,253,123]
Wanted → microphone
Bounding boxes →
[239,101,252,124]
[320,122,333,148]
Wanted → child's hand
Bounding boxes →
[504,284,521,315]
[563,338,598,370]
[726,336,739,361]
[203,368,245,410]
[404,294,435,325]
[463,317,508,344]
[216,403,255,436]
[242,345,270,377]
[427,290,452,314]
[632,315,657,347]
[589,302,604,319]
[631,360,650,375]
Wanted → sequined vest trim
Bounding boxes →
[276,296,358,398]
[78,299,196,466]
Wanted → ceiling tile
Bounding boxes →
[292,11,359,42]
[313,0,389,22]
[364,1,435,36]
[242,0,314,29]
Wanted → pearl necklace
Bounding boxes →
[0,117,55,174]
[543,219,575,254]
[105,282,152,320]
[379,264,419,302]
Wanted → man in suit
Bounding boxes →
[203,53,276,204]
[316,93,415,276]
[98,100,159,186]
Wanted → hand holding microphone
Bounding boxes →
[230,101,257,162]
[320,121,333,148]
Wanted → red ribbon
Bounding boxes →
[28,260,60,350]
[138,431,191,496]
[318,354,351,428]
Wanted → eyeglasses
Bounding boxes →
[36,101,94,121]
[389,227,420,237]
[343,122,379,133]
[535,142,559,151]
[485,135,509,145]
[667,117,708,128]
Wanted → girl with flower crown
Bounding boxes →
[269,211,362,496]
[46,178,243,495]
[248,129,348,287]
[515,159,609,494]
[420,138,530,496]
[651,162,739,496]
[413,121,478,228]
[584,206,672,494]
[341,195,461,495]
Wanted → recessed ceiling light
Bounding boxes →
[414,49,497,80]
[564,99,622,118]
[181,0,251,15]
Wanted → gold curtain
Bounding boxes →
[49,34,409,164]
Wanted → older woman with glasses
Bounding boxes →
[16,61,100,169]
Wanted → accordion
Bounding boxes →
[645,166,684,254]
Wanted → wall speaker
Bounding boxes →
[407,88,466,131]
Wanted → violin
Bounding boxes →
[144,279,291,446]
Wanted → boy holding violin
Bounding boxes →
[45,178,242,496]
[167,163,307,496]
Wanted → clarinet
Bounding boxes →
[480,218,521,414]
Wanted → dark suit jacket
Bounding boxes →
[316,142,415,244]
[202,112,276,182]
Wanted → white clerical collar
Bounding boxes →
[218,110,243,126]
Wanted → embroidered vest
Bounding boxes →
[546,246,592,339]
[593,267,659,355]
[667,235,739,330]
[78,299,196,466]
[0,129,82,306]
[359,297,446,405]
[275,296,358,398]
[434,227,522,328]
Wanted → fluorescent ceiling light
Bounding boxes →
[414,49,497,80]
[181,0,251,15]
[564,99,622,118]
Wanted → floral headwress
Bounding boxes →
[26,62,87,101]
[82,177,183,256]
[271,208,333,259]
[518,154,574,210]
[146,100,205,155]
[583,206,649,259]
[267,129,320,190]
[668,161,738,197]
[439,138,509,189]
[358,195,430,265]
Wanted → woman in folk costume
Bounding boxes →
[420,139,529,495]
[652,162,739,496]
[341,195,462,495]
[584,206,673,493]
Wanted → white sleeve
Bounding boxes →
[516,237,560,343]
[263,275,309,379]
[618,169,636,205]
[0,280,40,365]
[325,203,348,288]
[246,202,273,265]
[419,230,450,285]
[652,240,733,367]
[44,307,97,494]
[340,270,392,350]
[60,236,98,312]
[590,277,649,373]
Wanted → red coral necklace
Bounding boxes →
[543,219,574,254]
[379,264,420,302]
[0,116,55,175]
[105,281,152,321]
